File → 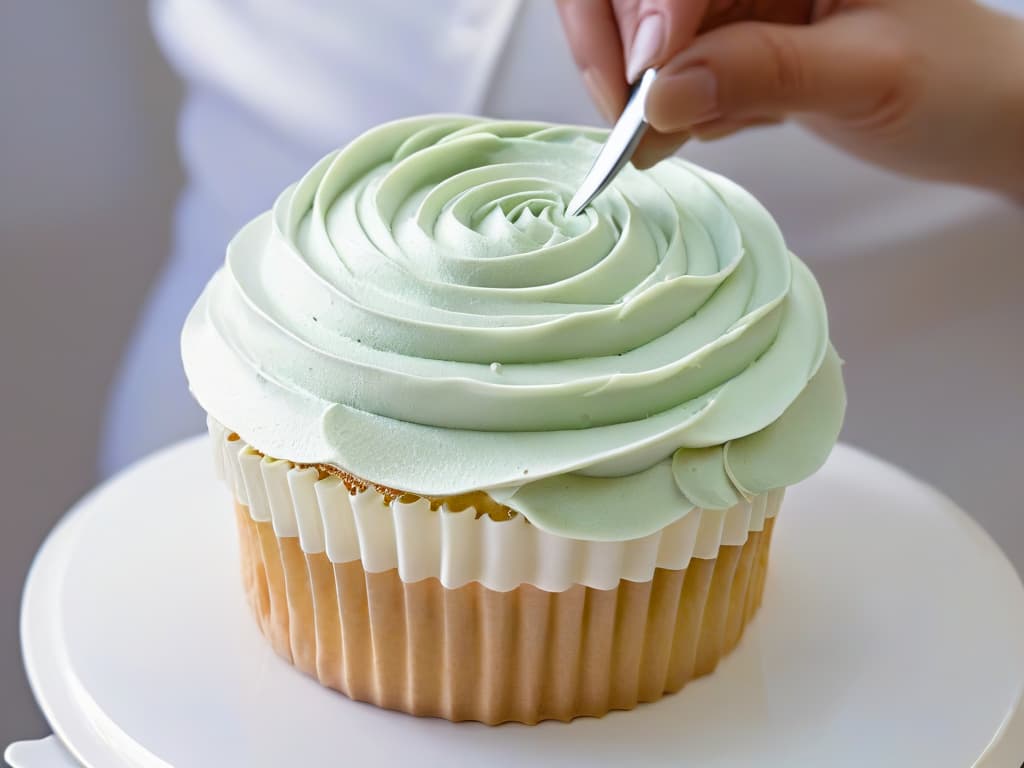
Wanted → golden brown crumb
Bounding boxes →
[305,461,519,522]
[230,435,520,522]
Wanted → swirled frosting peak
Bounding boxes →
[183,115,846,541]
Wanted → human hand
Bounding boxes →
[558,0,1024,199]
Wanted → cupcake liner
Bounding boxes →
[212,420,782,592]
[235,504,776,724]
[214,419,780,723]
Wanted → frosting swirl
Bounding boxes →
[183,115,846,541]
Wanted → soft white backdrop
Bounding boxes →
[0,0,182,745]
[1,0,1022,750]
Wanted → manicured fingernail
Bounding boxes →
[650,66,720,129]
[582,68,618,123]
[626,14,665,84]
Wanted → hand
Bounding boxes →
[558,0,815,163]
[558,0,1024,200]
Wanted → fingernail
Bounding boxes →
[649,66,720,129]
[582,68,618,124]
[626,14,665,84]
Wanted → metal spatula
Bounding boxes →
[566,68,658,217]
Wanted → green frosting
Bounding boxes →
[182,115,846,541]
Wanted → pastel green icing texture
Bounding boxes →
[181,115,846,542]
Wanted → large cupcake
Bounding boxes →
[182,115,846,724]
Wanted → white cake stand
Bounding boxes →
[5,438,1024,768]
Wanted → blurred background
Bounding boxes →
[1,0,1021,749]
[0,0,182,746]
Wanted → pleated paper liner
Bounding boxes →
[235,504,775,725]
[211,420,782,592]
[212,419,781,723]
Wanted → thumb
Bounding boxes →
[645,16,910,133]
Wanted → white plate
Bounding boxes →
[12,438,1024,767]
[4,736,79,768]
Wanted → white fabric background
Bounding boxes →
[107,0,1024,559]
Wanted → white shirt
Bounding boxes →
[106,0,1024,564]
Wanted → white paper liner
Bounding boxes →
[210,419,782,592]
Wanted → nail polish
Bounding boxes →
[626,14,665,84]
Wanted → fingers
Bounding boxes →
[645,15,913,133]
[632,128,690,169]
[558,0,829,129]
[613,0,819,84]
[689,116,783,141]
[556,0,629,122]
[700,0,817,32]
[631,117,783,170]
[611,0,711,83]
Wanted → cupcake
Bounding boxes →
[182,115,845,724]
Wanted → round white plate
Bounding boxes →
[16,438,1024,767]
